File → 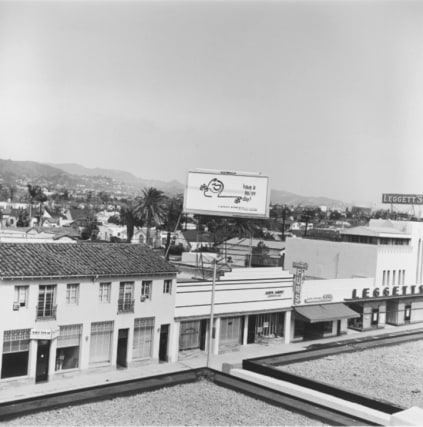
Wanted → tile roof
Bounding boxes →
[0,243,177,280]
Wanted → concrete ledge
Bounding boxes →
[389,407,423,426]
[230,368,391,426]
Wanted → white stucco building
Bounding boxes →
[0,243,177,383]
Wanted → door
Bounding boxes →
[116,329,128,368]
[371,308,379,327]
[404,305,412,323]
[199,319,207,351]
[35,340,50,383]
[159,324,169,362]
[247,315,256,344]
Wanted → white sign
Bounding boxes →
[30,328,60,340]
[184,170,270,218]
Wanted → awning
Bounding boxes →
[294,303,360,323]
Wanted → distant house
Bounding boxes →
[0,226,79,243]
[173,230,214,252]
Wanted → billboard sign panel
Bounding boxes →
[184,170,270,218]
[382,194,423,205]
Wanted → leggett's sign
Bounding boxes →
[351,285,423,300]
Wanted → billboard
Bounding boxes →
[184,170,270,218]
[382,194,423,205]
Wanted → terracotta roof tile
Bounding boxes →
[0,243,177,279]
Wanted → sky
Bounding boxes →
[1,0,423,205]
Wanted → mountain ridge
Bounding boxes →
[0,159,346,208]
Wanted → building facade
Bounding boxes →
[0,243,177,383]
[174,267,293,356]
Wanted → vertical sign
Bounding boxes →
[292,261,308,305]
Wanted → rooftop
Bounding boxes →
[0,243,177,280]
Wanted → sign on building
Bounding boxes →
[293,261,308,305]
[184,170,270,218]
[382,194,423,205]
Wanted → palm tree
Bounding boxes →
[120,202,144,243]
[162,194,184,258]
[27,184,47,224]
[133,187,167,247]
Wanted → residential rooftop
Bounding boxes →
[0,243,177,280]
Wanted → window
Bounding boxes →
[118,282,134,312]
[133,318,155,359]
[402,270,406,285]
[89,321,114,364]
[382,270,386,286]
[56,324,82,371]
[66,284,79,304]
[141,281,152,301]
[1,329,31,379]
[37,285,56,319]
[392,271,396,287]
[99,283,111,303]
[14,286,29,308]
[386,271,390,286]
[163,280,172,294]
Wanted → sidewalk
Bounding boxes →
[1,322,422,405]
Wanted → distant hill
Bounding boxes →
[49,163,185,195]
[270,189,346,209]
[1,159,346,207]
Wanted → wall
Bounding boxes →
[175,268,293,319]
[285,237,378,280]
[0,274,177,380]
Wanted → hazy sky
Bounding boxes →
[1,0,423,204]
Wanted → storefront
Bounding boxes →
[345,284,423,330]
[175,267,294,355]
[292,303,360,340]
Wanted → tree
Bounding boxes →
[133,187,167,247]
[119,203,144,243]
[162,194,184,259]
[27,184,47,222]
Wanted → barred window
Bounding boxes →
[133,318,154,359]
[57,324,82,348]
[99,283,111,303]
[3,329,31,353]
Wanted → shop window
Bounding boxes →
[322,321,333,334]
[294,319,305,338]
[14,286,29,309]
[133,318,154,359]
[89,321,114,364]
[1,329,31,379]
[99,282,111,303]
[56,324,82,371]
[66,284,79,305]
[141,281,152,301]
[219,317,243,348]
[179,320,201,351]
[254,313,284,338]
[163,280,172,294]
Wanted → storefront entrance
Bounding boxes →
[35,340,50,383]
[179,320,207,351]
[247,313,284,343]
[116,329,128,368]
[159,324,169,362]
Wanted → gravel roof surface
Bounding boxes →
[280,339,423,409]
[3,381,327,426]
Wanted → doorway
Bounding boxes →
[116,329,128,368]
[159,324,169,362]
[247,315,256,344]
[35,340,50,383]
